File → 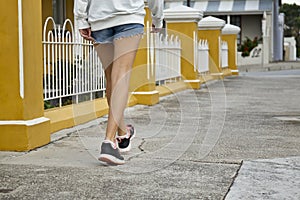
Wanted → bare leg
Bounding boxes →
[95,43,127,138]
[106,67,127,137]
[94,43,113,103]
[105,35,141,142]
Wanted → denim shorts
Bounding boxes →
[91,23,144,44]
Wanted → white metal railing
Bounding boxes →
[197,39,209,73]
[221,41,229,68]
[42,17,105,107]
[155,33,181,85]
[194,31,198,72]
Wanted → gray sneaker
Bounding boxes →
[98,140,125,165]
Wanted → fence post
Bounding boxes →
[130,5,159,105]
[164,5,203,89]
[222,24,241,75]
[198,16,225,79]
[0,0,50,151]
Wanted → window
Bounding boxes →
[231,15,241,45]
[214,15,227,22]
[183,1,195,7]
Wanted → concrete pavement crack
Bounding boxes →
[138,138,146,152]
[180,159,242,165]
[222,160,244,200]
[126,139,146,161]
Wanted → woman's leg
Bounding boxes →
[95,43,127,138]
[105,35,141,142]
[94,43,113,104]
[94,44,117,140]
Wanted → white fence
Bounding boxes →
[197,39,209,73]
[221,41,228,68]
[155,33,181,84]
[42,17,105,107]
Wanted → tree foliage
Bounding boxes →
[280,3,300,56]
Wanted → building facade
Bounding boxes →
[165,0,284,63]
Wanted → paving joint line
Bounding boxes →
[222,160,244,200]
[179,158,242,165]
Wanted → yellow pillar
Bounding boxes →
[66,0,75,22]
[130,5,159,105]
[198,16,225,78]
[164,5,203,89]
[42,0,52,24]
[0,0,50,151]
[222,24,241,75]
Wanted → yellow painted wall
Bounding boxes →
[0,0,50,151]
[198,30,222,74]
[0,0,44,120]
[45,96,138,133]
[0,121,50,151]
[222,34,238,72]
[0,1,22,120]
[42,0,52,25]
[42,0,74,30]
[130,7,159,105]
[130,6,155,92]
[66,0,74,22]
[167,23,198,80]
[23,0,45,119]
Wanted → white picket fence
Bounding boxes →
[221,41,229,68]
[42,17,105,107]
[155,33,181,84]
[197,39,209,73]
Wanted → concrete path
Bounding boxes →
[1,65,300,199]
[226,156,300,200]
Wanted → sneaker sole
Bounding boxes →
[98,154,125,165]
[118,129,136,153]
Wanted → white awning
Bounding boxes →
[166,0,273,14]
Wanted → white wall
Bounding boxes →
[237,44,263,66]
[284,37,297,61]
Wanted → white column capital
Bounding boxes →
[222,24,241,35]
[164,5,203,23]
[198,16,225,30]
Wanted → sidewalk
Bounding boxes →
[1,63,300,199]
[238,61,300,72]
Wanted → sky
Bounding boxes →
[281,0,300,5]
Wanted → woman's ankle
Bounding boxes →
[117,128,126,136]
[105,137,115,143]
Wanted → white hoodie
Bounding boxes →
[74,0,164,31]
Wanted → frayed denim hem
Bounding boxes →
[92,23,144,45]
[113,32,144,41]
